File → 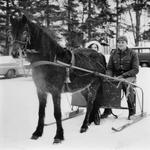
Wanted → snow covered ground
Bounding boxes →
[0,67,150,150]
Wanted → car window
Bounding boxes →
[109,47,150,54]
[132,48,150,53]
[140,49,150,53]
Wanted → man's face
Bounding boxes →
[117,40,127,51]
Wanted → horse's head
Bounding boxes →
[10,15,31,58]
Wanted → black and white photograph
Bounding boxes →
[0,0,150,150]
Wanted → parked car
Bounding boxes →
[131,47,150,67]
[0,56,30,78]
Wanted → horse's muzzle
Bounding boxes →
[11,42,24,58]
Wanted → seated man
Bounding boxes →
[101,36,139,119]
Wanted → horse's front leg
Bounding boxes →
[31,91,47,140]
[80,97,94,133]
[52,93,64,144]
[80,81,100,133]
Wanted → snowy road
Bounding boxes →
[0,68,150,150]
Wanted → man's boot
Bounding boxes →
[127,86,136,119]
[127,96,136,119]
[101,108,112,119]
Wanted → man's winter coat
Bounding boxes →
[107,47,139,78]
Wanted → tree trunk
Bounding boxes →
[46,0,50,27]
[67,0,72,47]
[135,10,141,46]
[87,0,92,40]
[128,7,136,43]
[116,0,119,47]
[5,0,10,55]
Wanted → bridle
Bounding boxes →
[9,24,35,55]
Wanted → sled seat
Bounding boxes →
[71,90,87,107]
[71,79,128,109]
[99,79,128,109]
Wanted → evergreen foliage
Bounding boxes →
[0,0,150,54]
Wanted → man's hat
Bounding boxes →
[117,36,128,43]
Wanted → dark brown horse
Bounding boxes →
[10,15,106,143]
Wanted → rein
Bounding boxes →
[30,59,138,87]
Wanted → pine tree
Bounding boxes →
[0,0,63,54]
[0,0,10,55]
[79,0,116,44]
[61,0,81,48]
[113,0,150,46]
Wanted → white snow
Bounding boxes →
[0,67,150,150]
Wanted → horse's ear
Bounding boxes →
[22,15,27,24]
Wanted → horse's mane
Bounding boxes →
[25,16,69,62]
[27,19,59,45]
[24,15,58,42]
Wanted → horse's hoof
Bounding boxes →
[80,127,88,133]
[53,138,63,144]
[31,135,40,140]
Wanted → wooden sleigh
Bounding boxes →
[71,78,146,132]
[72,79,123,109]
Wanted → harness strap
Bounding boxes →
[70,50,75,66]
[65,50,75,83]
[30,60,63,68]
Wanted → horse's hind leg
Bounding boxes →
[80,80,100,133]
[51,93,64,144]
[31,91,47,140]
